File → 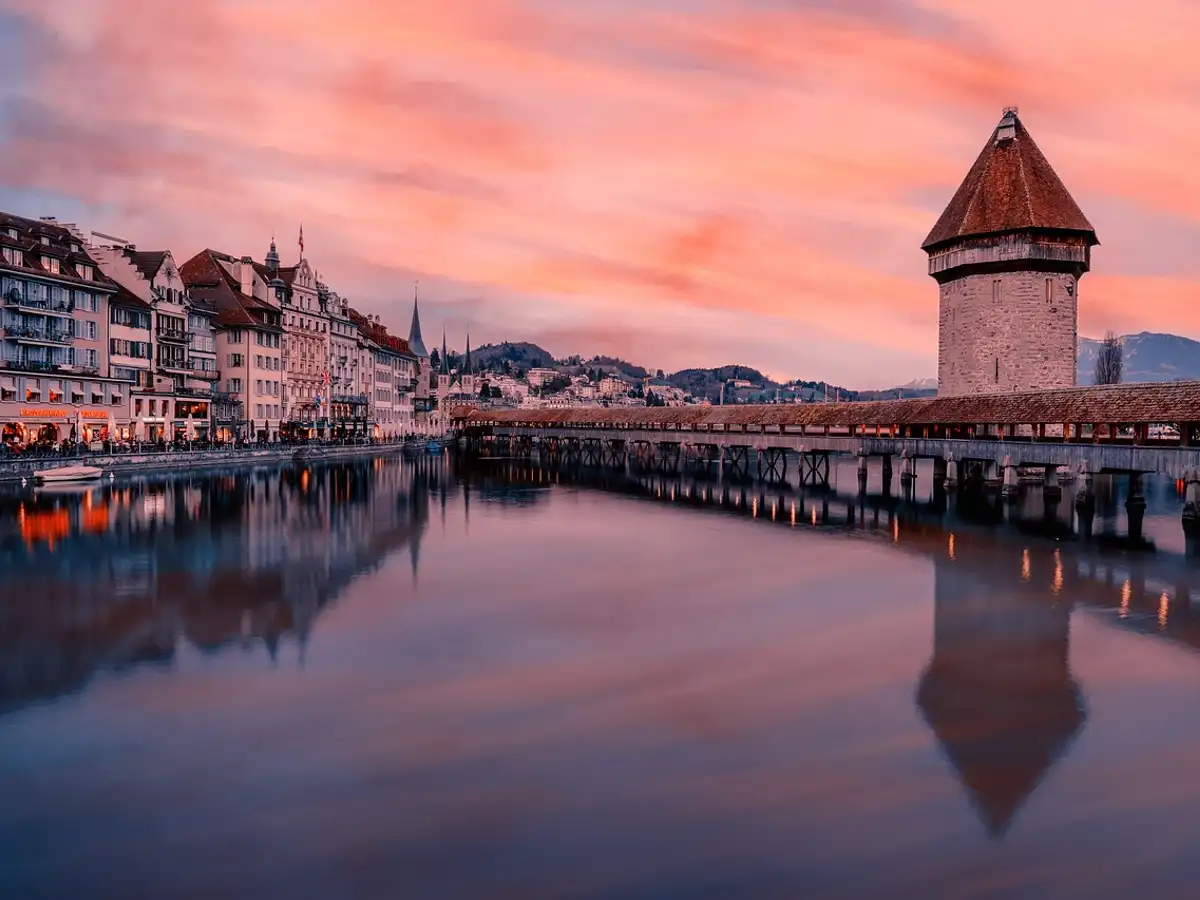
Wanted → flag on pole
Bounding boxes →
[298,223,305,258]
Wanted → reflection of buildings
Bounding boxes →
[0,459,428,716]
[917,555,1084,836]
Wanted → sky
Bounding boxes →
[0,0,1198,390]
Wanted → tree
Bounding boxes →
[655,369,665,379]
[429,348,440,371]
[1095,331,1123,385]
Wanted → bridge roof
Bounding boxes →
[460,381,1200,428]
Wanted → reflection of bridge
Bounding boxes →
[475,461,1200,837]
[0,458,431,717]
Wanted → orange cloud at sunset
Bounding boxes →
[1,0,1198,387]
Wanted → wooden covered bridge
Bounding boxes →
[454,381,1200,538]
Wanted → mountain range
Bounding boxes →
[467,331,1200,399]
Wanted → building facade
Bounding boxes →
[263,241,328,431]
[0,213,131,447]
[180,249,282,441]
[924,108,1098,397]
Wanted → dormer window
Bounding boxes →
[78,263,92,281]
[1,247,21,266]
[70,243,80,254]
[39,236,49,246]
[6,228,16,239]
[43,256,60,274]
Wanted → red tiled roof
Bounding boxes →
[180,250,281,331]
[923,110,1097,251]
[122,249,168,281]
[462,381,1200,428]
[0,210,119,290]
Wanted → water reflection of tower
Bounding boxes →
[917,552,1085,837]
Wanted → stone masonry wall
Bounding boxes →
[938,270,1078,397]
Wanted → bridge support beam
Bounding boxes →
[724,445,752,480]
[632,440,654,471]
[758,447,788,483]
[690,443,721,478]
[881,454,892,495]
[857,451,868,495]
[602,439,627,468]
[799,451,830,488]
[1126,472,1147,543]
[656,441,681,474]
[582,438,602,467]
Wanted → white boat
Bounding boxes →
[34,464,103,484]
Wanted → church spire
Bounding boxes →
[407,282,429,358]
[265,233,280,275]
[464,333,472,375]
[440,330,449,374]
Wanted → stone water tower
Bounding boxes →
[924,108,1098,396]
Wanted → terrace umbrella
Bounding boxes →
[107,412,117,443]
[185,412,196,443]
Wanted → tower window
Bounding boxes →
[1046,278,1053,302]
[995,358,1000,383]
[992,279,1001,303]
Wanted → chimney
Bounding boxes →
[239,255,254,297]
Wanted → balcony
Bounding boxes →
[175,386,212,398]
[211,390,238,403]
[4,326,73,346]
[331,393,369,405]
[157,359,189,374]
[189,368,220,381]
[0,356,68,373]
[3,292,74,318]
[156,328,194,344]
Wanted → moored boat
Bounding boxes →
[34,464,103,484]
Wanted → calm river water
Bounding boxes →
[3,454,1200,899]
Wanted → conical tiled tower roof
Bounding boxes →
[923,108,1097,251]
[408,286,428,358]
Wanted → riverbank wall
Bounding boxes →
[0,443,416,482]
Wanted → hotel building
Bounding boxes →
[0,213,131,446]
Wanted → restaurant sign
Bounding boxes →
[19,409,111,420]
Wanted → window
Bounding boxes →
[229,353,243,367]
[81,349,97,369]
[111,389,122,406]
[228,328,244,344]
[83,321,97,340]
[995,357,1000,384]
[48,381,63,403]
[1045,278,1053,303]
[39,236,49,246]
[256,404,264,418]
[135,398,143,416]
[1,247,21,266]
[255,379,263,395]
[228,378,243,393]
[992,279,1001,303]
[91,387,103,405]
[78,264,93,281]
[41,256,60,274]
[25,379,41,401]
[75,290,97,312]
[188,314,206,330]
[111,306,150,329]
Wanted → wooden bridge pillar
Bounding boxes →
[857,451,868,495]
[1182,470,1200,555]
[1075,462,1095,540]
[602,438,627,468]
[1000,455,1019,500]
[880,454,893,496]
[800,451,830,488]
[1043,465,1063,501]
[581,438,602,467]
[1126,473,1147,543]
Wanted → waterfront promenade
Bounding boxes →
[0,439,415,481]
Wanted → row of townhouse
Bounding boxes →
[0,210,432,446]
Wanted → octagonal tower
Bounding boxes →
[924,108,1098,396]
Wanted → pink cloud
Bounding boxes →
[2,0,1199,385]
